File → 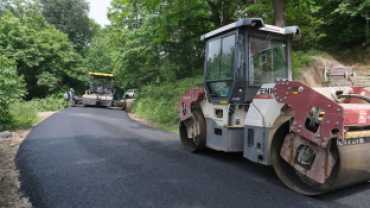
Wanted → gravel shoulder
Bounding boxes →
[0,112,56,208]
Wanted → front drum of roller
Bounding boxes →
[272,129,370,195]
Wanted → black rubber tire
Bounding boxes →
[179,111,206,152]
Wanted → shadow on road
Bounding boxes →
[198,148,370,202]
[316,182,370,201]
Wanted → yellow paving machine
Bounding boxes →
[83,72,116,107]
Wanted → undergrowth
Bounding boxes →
[8,102,39,128]
[292,50,318,79]
[3,94,69,130]
[27,93,69,112]
[131,76,203,132]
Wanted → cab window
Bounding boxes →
[205,34,235,98]
[248,35,288,86]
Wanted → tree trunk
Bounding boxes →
[273,0,286,27]
[222,0,231,25]
[207,0,222,27]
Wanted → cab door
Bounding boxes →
[204,31,236,104]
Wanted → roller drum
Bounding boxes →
[331,143,370,190]
[272,132,370,195]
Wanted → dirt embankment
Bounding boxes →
[295,56,345,87]
[295,55,370,88]
[0,112,56,208]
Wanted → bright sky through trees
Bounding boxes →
[88,0,111,26]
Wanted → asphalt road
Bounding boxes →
[16,107,370,208]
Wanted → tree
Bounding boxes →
[333,0,370,43]
[40,0,100,54]
[0,2,87,98]
[107,0,252,89]
[84,27,115,74]
[273,0,286,27]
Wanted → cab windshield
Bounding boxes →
[89,76,115,94]
[248,34,288,86]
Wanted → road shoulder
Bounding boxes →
[0,111,56,208]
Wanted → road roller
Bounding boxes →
[178,17,370,195]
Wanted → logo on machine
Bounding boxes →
[260,88,272,94]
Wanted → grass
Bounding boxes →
[7,102,39,129]
[155,124,178,132]
[1,94,69,131]
[292,50,317,79]
[1,93,69,131]
[131,75,203,132]
[27,93,69,112]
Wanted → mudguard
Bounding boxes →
[178,87,205,121]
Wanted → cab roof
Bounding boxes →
[89,72,115,78]
[200,18,301,41]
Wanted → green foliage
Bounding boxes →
[28,94,69,112]
[286,0,325,50]
[7,101,38,128]
[83,28,115,74]
[320,0,370,47]
[0,2,88,99]
[0,56,26,125]
[37,72,62,95]
[40,0,101,54]
[292,51,316,79]
[107,0,369,94]
[333,0,370,19]
[4,95,68,130]
[107,0,251,90]
[131,76,203,131]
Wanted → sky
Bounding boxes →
[88,0,112,27]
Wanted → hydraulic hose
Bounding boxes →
[337,94,370,103]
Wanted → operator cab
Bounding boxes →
[88,72,115,95]
[201,18,300,104]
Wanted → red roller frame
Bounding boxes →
[274,81,370,147]
[274,81,344,148]
[178,87,205,121]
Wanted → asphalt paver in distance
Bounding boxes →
[15,107,370,208]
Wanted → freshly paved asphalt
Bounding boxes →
[16,107,370,208]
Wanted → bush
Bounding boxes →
[292,51,316,79]
[0,56,26,126]
[131,76,203,131]
[8,102,38,128]
[28,95,70,112]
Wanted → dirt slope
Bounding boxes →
[295,56,344,87]
[295,56,370,88]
